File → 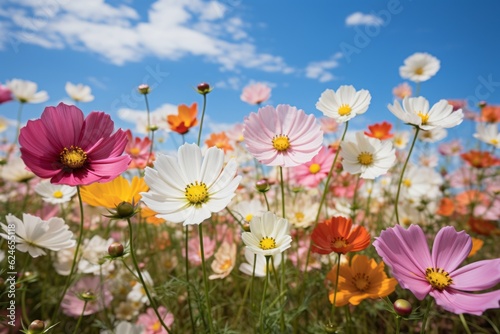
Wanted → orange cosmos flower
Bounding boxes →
[140,206,166,225]
[205,131,233,153]
[468,217,499,236]
[436,197,455,216]
[481,105,500,123]
[167,103,198,134]
[461,150,500,168]
[364,121,394,140]
[467,237,484,258]
[311,216,370,255]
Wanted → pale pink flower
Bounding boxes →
[243,104,323,167]
[209,241,237,280]
[319,117,339,134]
[374,225,500,315]
[240,83,271,105]
[392,82,412,99]
[61,276,113,317]
[291,146,334,188]
[136,306,174,334]
[125,129,153,169]
[288,239,321,272]
[438,139,463,156]
[186,235,216,266]
[447,99,467,112]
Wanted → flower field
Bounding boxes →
[0,53,499,334]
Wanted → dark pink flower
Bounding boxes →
[19,103,130,186]
[291,146,334,188]
[374,224,500,315]
[0,84,12,104]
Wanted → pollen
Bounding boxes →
[53,190,64,199]
[417,112,430,125]
[352,273,371,292]
[272,135,290,151]
[185,181,209,205]
[309,163,321,174]
[331,237,349,249]
[357,152,374,166]
[338,104,352,116]
[415,67,424,75]
[259,237,277,250]
[60,146,87,169]
[402,178,412,187]
[425,267,453,290]
[295,212,305,222]
[245,214,253,222]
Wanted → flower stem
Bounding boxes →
[198,224,215,333]
[197,93,208,146]
[394,126,420,225]
[72,300,88,334]
[395,316,401,334]
[420,298,433,334]
[459,314,472,334]
[259,256,271,334]
[184,226,196,330]
[126,217,172,334]
[278,166,286,332]
[329,253,342,325]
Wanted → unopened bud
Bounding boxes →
[478,101,487,108]
[108,242,125,257]
[197,82,211,95]
[116,201,135,218]
[80,290,96,301]
[28,320,45,333]
[393,298,412,317]
[255,179,270,193]
[138,84,150,94]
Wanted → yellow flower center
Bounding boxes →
[425,267,453,290]
[490,138,499,145]
[220,259,233,271]
[60,146,87,169]
[403,178,412,187]
[53,190,64,199]
[309,163,321,174]
[331,237,348,249]
[417,112,430,125]
[338,104,352,116]
[185,181,209,205]
[352,273,371,292]
[295,212,305,222]
[357,152,374,166]
[245,214,253,222]
[259,237,277,250]
[130,147,141,156]
[415,67,424,75]
[272,135,290,151]
[151,321,161,331]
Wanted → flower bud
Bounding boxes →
[28,320,45,333]
[393,298,412,317]
[108,242,125,257]
[138,84,150,95]
[197,82,211,95]
[80,290,96,301]
[478,101,487,108]
[255,179,270,193]
[116,201,135,218]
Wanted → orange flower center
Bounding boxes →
[338,104,352,116]
[259,237,276,250]
[220,259,233,271]
[415,67,424,75]
[357,152,373,166]
[309,163,321,174]
[425,267,453,290]
[151,321,161,331]
[130,147,141,156]
[185,181,208,205]
[352,272,371,292]
[60,146,87,169]
[331,237,348,249]
[295,212,305,222]
[272,135,290,151]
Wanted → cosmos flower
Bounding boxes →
[392,131,410,150]
[141,143,241,225]
[461,150,500,169]
[124,129,154,169]
[6,78,48,103]
[392,82,412,99]
[0,213,75,258]
[399,52,440,82]
[438,139,463,156]
[326,255,398,307]
[61,276,113,317]
[418,127,448,143]
[239,248,282,277]
[0,84,12,104]
[65,82,94,103]
[100,321,143,334]
[340,132,396,179]
[0,157,35,183]
[136,306,174,334]
[316,85,371,123]
[34,179,77,204]
[19,103,131,186]
[481,105,500,123]
[167,103,198,135]
[243,104,323,167]
[291,146,334,188]
[319,117,339,134]
[205,131,234,153]
[240,82,271,105]
[388,96,464,130]
[373,224,500,315]
[209,241,237,280]
[473,122,500,148]
[364,121,394,140]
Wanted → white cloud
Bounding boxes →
[1,0,293,74]
[305,53,342,82]
[345,12,383,26]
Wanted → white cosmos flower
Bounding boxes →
[65,82,95,102]
[340,132,396,179]
[418,127,447,143]
[0,213,75,258]
[392,131,410,149]
[0,157,35,183]
[34,179,77,204]
[399,52,440,82]
[388,96,463,130]
[100,321,143,334]
[316,85,371,123]
[398,165,443,201]
[141,143,241,226]
[474,122,500,148]
[232,198,266,223]
[78,235,115,275]
[241,211,291,257]
[239,248,282,277]
[6,79,48,103]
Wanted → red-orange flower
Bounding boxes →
[436,197,455,216]
[468,217,499,236]
[481,105,500,123]
[311,216,370,254]
[467,237,484,258]
[167,103,198,134]
[205,131,233,153]
[364,121,394,140]
[461,150,500,168]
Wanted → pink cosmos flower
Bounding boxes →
[61,276,113,317]
[240,83,271,105]
[19,103,131,186]
[125,129,153,169]
[392,82,412,100]
[291,146,334,188]
[0,84,12,104]
[243,104,323,167]
[185,235,215,266]
[373,224,500,315]
[438,139,463,156]
[319,117,339,134]
[136,306,174,334]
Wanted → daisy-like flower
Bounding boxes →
[209,241,237,280]
[319,117,339,134]
[364,121,394,140]
[205,131,234,153]
[240,82,271,105]
[241,211,292,257]
[340,132,396,179]
[61,276,112,317]
[100,321,143,334]
[461,150,500,169]
[448,99,467,112]
[0,157,35,183]
[232,198,266,224]
[141,143,241,225]
[243,104,323,167]
[0,213,75,258]
[167,103,198,135]
[392,82,412,99]
[19,103,131,186]
[418,127,447,143]
[34,179,77,204]
[291,146,334,188]
[474,122,500,148]
[399,52,440,83]
[392,131,410,150]
[374,224,500,315]
[310,216,370,255]
[6,79,48,103]
[481,105,500,123]
[438,139,463,156]
[316,85,371,123]
[0,84,12,104]
[239,248,282,277]
[65,82,94,103]
[136,307,174,334]
[388,96,464,130]
[399,165,443,200]
[326,255,398,307]
[125,130,153,169]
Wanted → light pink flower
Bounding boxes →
[61,276,113,317]
[0,84,12,104]
[136,306,174,334]
[125,129,153,169]
[186,235,215,266]
[374,224,500,315]
[19,103,130,186]
[319,117,339,134]
[243,104,323,167]
[392,82,412,100]
[438,139,463,156]
[291,146,334,188]
[240,83,271,105]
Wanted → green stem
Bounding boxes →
[259,256,271,334]
[184,226,196,331]
[459,314,472,334]
[198,224,215,333]
[420,298,433,334]
[278,167,286,332]
[197,93,208,146]
[395,316,401,334]
[144,94,151,138]
[350,174,361,222]
[72,300,88,334]
[394,127,420,225]
[329,253,342,325]
[127,218,172,334]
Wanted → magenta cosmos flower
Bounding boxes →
[373,224,500,315]
[243,104,323,167]
[291,146,334,188]
[19,103,131,186]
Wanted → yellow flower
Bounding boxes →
[326,254,398,307]
[80,175,148,209]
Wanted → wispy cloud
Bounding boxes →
[305,53,342,83]
[345,12,383,26]
[1,0,294,74]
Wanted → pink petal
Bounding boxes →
[431,226,471,272]
[451,258,500,291]
[40,103,84,148]
[432,288,500,315]
[78,111,114,150]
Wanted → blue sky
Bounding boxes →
[1,0,500,147]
